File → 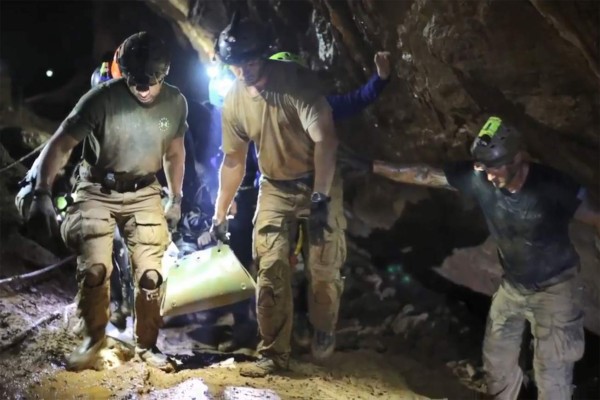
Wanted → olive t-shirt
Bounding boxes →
[444,161,582,288]
[221,61,331,180]
[60,78,188,176]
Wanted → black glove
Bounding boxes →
[164,195,182,230]
[308,193,333,246]
[210,217,230,244]
[337,148,373,177]
[27,188,60,249]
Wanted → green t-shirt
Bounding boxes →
[60,78,188,176]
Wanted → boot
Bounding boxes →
[292,313,312,348]
[109,306,128,332]
[135,286,173,371]
[68,281,111,371]
[67,334,106,371]
[136,345,175,372]
[311,330,335,361]
[239,355,289,377]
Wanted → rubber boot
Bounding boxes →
[135,287,174,372]
[292,313,312,349]
[67,282,110,371]
[311,330,336,361]
[109,305,128,332]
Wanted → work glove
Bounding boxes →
[337,148,373,178]
[164,195,182,231]
[308,193,333,246]
[210,217,230,245]
[27,188,60,249]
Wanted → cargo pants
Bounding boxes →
[483,275,585,400]
[60,181,170,349]
[253,175,346,362]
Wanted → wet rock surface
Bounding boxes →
[0,246,485,400]
[0,0,598,398]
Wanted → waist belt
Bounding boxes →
[81,164,156,193]
[508,264,579,292]
[263,174,314,192]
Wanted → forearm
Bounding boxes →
[373,160,455,190]
[313,137,338,195]
[35,134,77,191]
[163,153,185,197]
[215,154,245,221]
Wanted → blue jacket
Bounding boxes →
[327,73,389,121]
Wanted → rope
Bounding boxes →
[0,141,46,174]
[0,254,76,287]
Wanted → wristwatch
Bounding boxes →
[311,192,330,203]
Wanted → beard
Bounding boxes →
[242,63,265,86]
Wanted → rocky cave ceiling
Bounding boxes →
[0,0,598,333]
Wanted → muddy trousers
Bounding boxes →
[482,276,584,400]
[60,182,169,348]
[253,177,346,361]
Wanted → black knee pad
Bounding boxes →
[139,269,163,290]
[83,263,107,287]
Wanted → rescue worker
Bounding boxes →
[268,50,392,349]
[339,116,600,399]
[89,59,134,331]
[211,14,345,377]
[26,32,187,372]
[205,50,392,351]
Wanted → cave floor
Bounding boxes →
[0,258,487,400]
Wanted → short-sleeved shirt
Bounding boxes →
[221,61,331,181]
[444,161,582,288]
[60,78,188,176]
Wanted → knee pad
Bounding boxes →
[139,269,163,290]
[83,264,107,287]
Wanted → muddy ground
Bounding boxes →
[0,243,597,400]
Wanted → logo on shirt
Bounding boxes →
[159,117,170,132]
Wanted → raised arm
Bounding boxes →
[326,52,391,121]
[337,150,456,191]
[373,160,456,190]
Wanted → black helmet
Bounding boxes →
[117,32,170,90]
[471,116,523,167]
[216,12,268,65]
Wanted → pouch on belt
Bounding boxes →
[160,244,256,317]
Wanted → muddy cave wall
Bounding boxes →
[0,0,598,332]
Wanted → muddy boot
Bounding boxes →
[67,335,107,371]
[293,313,312,349]
[239,355,289,377]
[109,306,128,332]
[135,284,172,371]
[135,345,175,372]
[68,279,111,371]
[311,330,335,361]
